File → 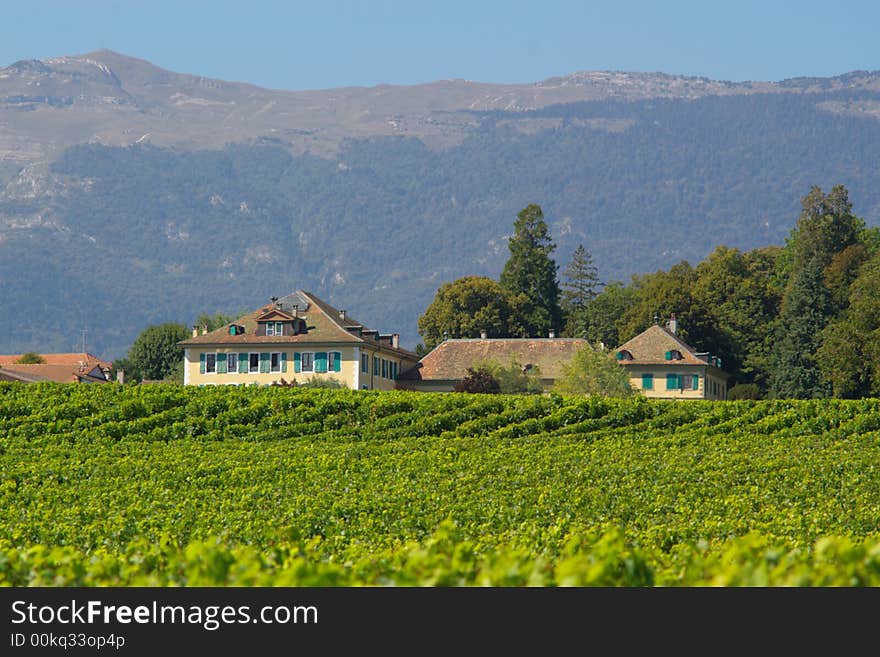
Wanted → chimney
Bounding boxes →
[192,325,199,338]
[392,333,399,348]
[480,330,488,339]
[116,369,125,384]
[667,312,677,335]
[339,309,346,321]
[201,324,208,335]
[291,304,299,318]
[548,329,555,339]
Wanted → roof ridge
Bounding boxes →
[299,290,365,343]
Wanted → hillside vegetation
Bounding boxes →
[2,89,880,357]
[2,383,880,585]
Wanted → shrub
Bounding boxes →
[453,368,501,394]
[15,352,45,364]
[728,383,762,400]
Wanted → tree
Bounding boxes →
[575,281,639,347]
[553,343,636,398]
[195,312,237,332]
[418,276,525,350]
[472,358,544,394]
[818,251,880,397]
[692,245,781,389]
[618,261,718,351]
[561,244,600,338]
[770,260,832,399]
[771,186,862,398]
[499,204,562,336]
[15,352,45,364]
[453,367,501,394]
[124,322,190,382]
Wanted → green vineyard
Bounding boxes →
[2,382,880,585]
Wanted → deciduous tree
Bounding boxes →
[418,276,525,350]
[553,343,636,398]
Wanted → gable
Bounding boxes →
[255,308,296,322]
[614,325,706,365]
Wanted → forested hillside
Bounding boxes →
[2,89,880,357]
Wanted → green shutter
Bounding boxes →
[664,350,671,360]
[217,352,227,374]
[331,351,341,373]
[315,352,328,373]
[294,352,301,373]
[200,352,206,374]
[693,375,699,390]
[616,351,624,360]
[666,373,677,390]
[642,373,653,390]
[239,353,248,373]
[281,352,288,373]
[260,352,270,373]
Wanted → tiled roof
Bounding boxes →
[0,368,50,383]
[179,290,417,358]
[0,353,111,376]
[0,363,100,383]
[399,338,587,381]
[614,324,725,370]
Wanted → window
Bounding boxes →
[391,362,398,380]
[227,353,238,374]
[361,353,369,373]
[666,373,681,390]
[381,359,387,379]
[249,353,260,373]
[265,323,273,336]
[373,356,379,376]
[642,373,653,390]
[328,351,340,373]
[205,353,216,374]
[301,352,314,372]
[616,350,633,361]
[270,352,281,373]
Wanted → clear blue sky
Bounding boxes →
[3,1,879,90]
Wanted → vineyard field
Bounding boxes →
[1,382,880,585]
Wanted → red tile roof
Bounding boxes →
[0,363,107,383]
[0,353,111,379]
[399,338,587,381]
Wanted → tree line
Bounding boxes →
[419,184,880,399]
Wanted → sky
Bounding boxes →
[2,1,879,90]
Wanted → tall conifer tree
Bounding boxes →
[499,204,562,336]
[561,244,600,337]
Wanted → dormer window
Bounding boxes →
[229,324,244,336]
[616,350,633,361]
[265,321,284,337]
[665,350,683,361]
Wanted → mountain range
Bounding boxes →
[2,50,879,358]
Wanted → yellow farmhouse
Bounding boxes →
[614,315,730,400]
[179,290,418,389]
